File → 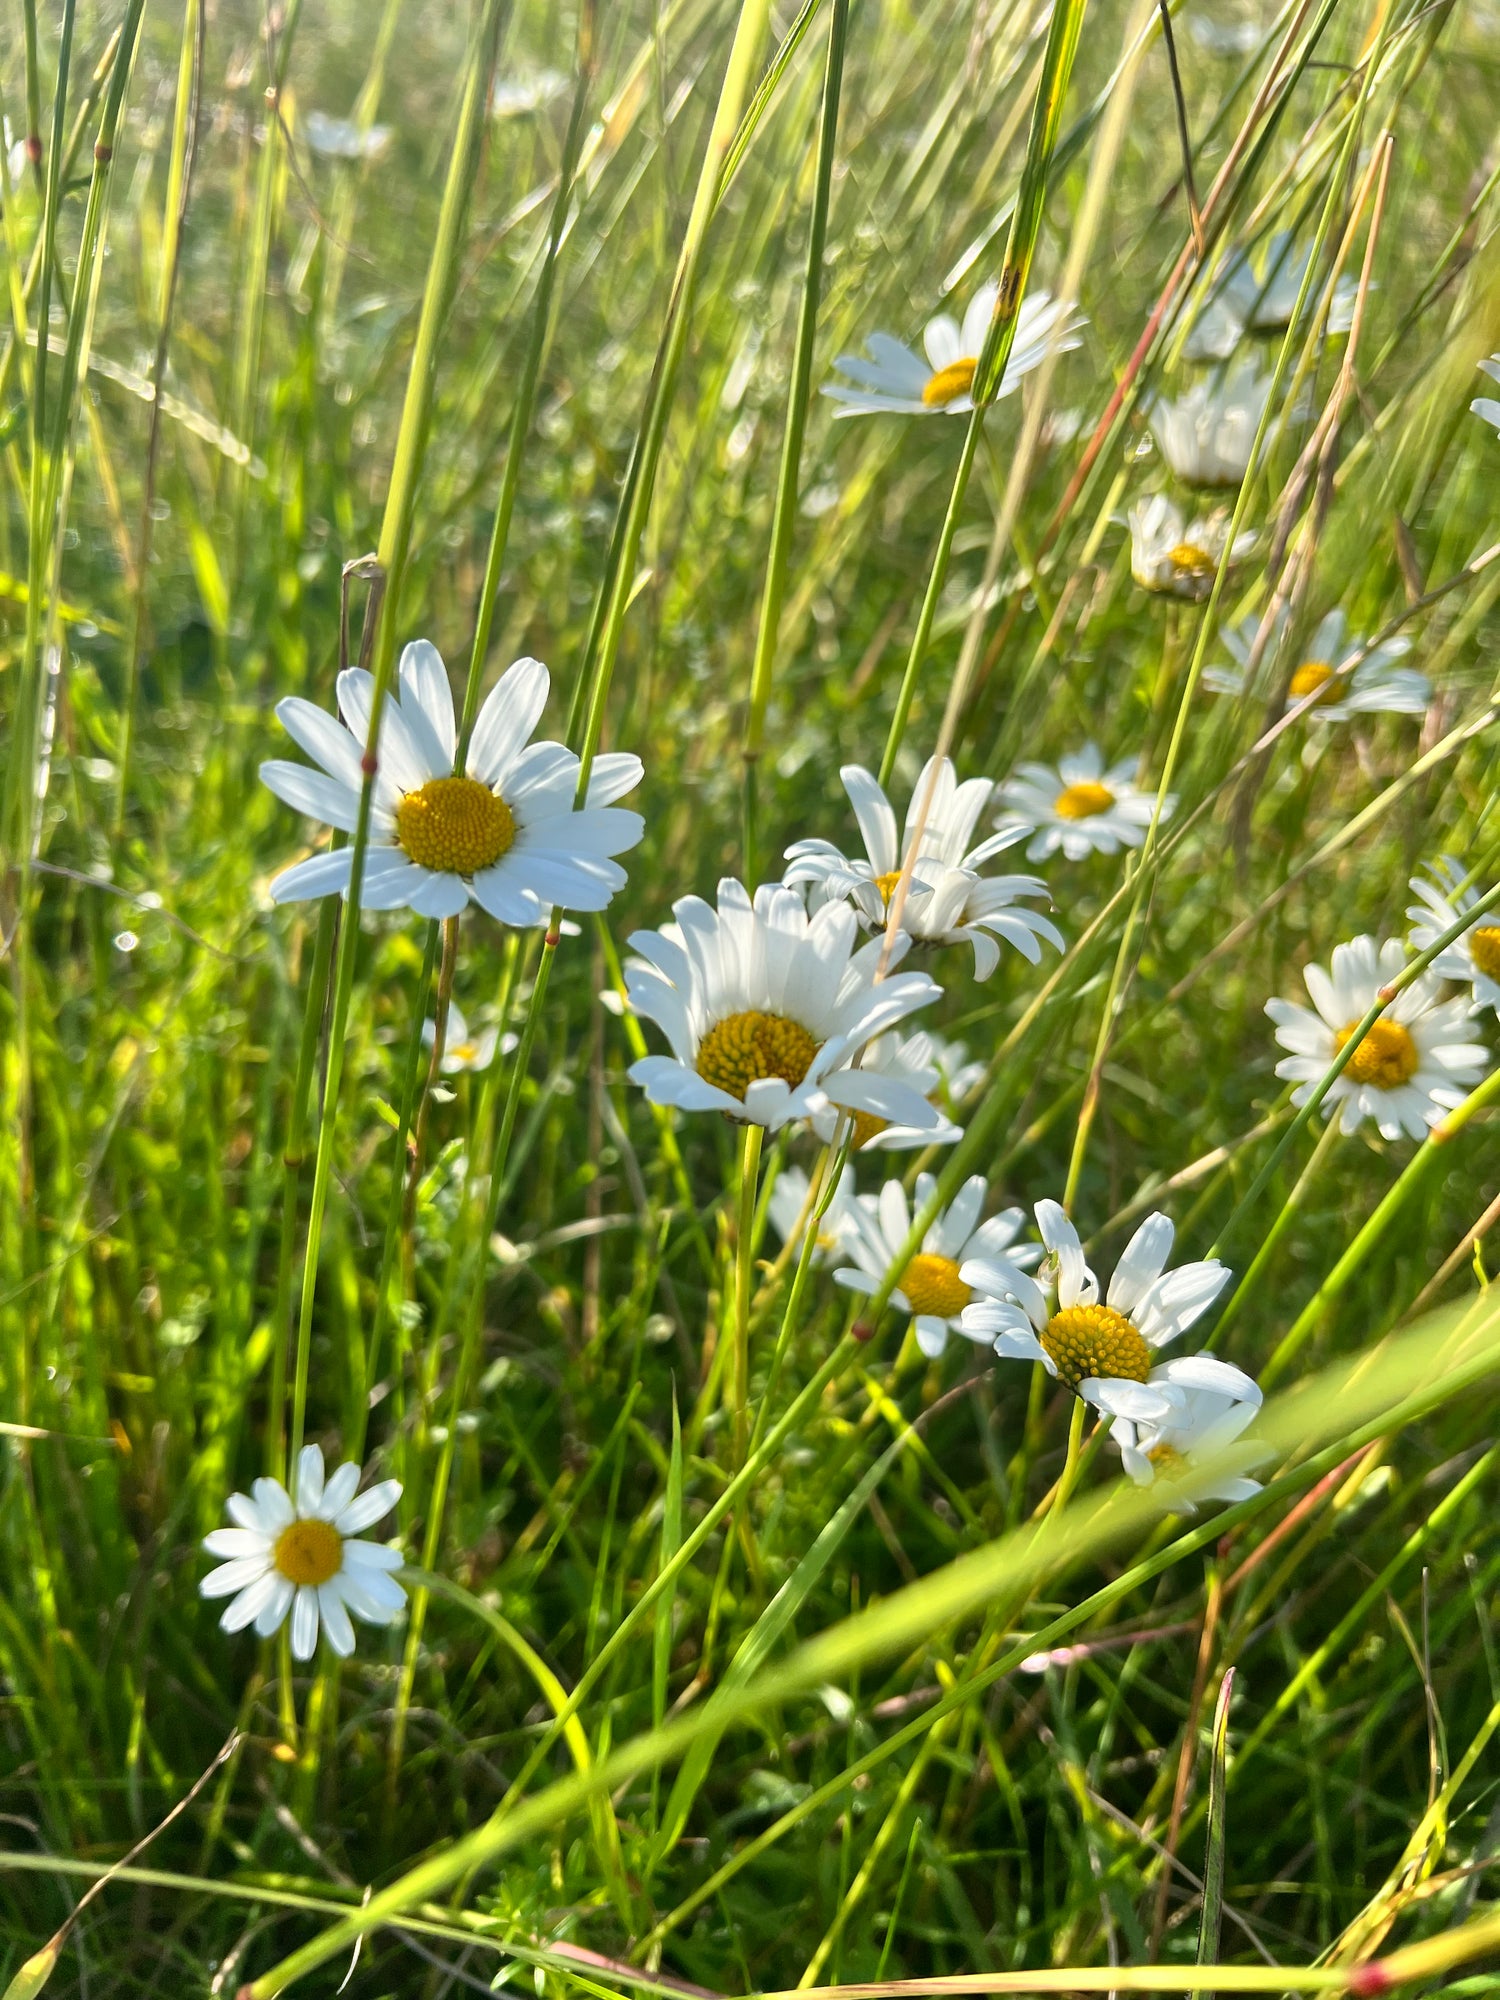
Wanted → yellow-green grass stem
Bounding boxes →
[730,1121,765,1467]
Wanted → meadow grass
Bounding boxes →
[4,0,1500,1993]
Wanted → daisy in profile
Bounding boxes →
[1185,233,1356,361]
[261,640,644,924]
[1204,607,1429,718]
[960,1201,1253,1422]
[783,759,1061,979]
[1128,493,1255,600]
[929,1033,987,1107]
[809,1029,962,1151]
[422,1000,516,1075]
[1266,935,1488,1140]
[624,880,941,1133]
[1149,360,1271,486]
[766,1163,860,1266]
[1113,1383,1266,1510]
[835,1174,1040,1358]
[1472,355,1500,436]
[822,284,1083,418]
[1407,858,1500,1017]
[200,1445,405,1660]
[992,746,1171,862]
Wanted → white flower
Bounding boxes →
[624,879,942,1134]
[959,1201,1252,1422]
[1266,935,1489,1141]
[1113,1384,1266,1510]
[1472,354,1500,437]
[809,1030,962,1151]
[1127,493,1255,599]
[304,112,392,160]
[834,1173,1041,1359]
[992,745,1171,862]
[766,1163,861,1266]
[200,1445,405,1660]
[1185,16,1263,55]
[1185,233,1357,360]
[1204,607,1429,718]
[261,641,644,924]
[422,1000,515,1075]
[783,759,1062,979]
[1407,858,1500,1018]
[1149,360,1272,485]
[928,1033,987,1106]
[491,68,569,117]
[4,118,29,184]
[823,284,1084,418]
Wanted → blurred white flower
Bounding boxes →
[304,112,391,160]
[1185,16,1263,54]
[1204,607,1429,718]
[1185,233,1357,361]
[423,1000,515,1075]
[1128,493,1254,599]
[928,1033,987,1106]
[992,745,1170,861]
[809,1029,961,1151]
[1114,1383,1266,1509]
[1407,858,1500,1018]
[766,1163,860,1265]
[491,69,569,117]
[1149,361,1271,485]
[823,284,1084,418]
[1472,354,1500,437]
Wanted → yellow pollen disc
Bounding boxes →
[394,775,515,876]
[1042,1303,1153,1388]
[1334,1017,1419,1090]
[898,1252,972,1319]
[874,869,905,903]
[922,357,978,407]
[1167,541,1215,579]
[1146,1441,1186,1473]
[451,1043,478,1064]
[1289,659,1339,705]
[273,1517,344,1587]
[1055,780,1115,821]
[851,1110,888,1149]
[1471,927,1500,981]
[696,1009,820,1103]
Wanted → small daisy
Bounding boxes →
[261,640,644,924]
[1407,858,1500,1017]
[766,1163,861,1266]
[835,1173,1041,1359]
[992,745,1171,862]
[1186,234,1357,361]
[783,759,1062,979]
[1113,1383,1266,1510]
[1472,354,1500,437]
[1149,360,1271,486]
[928,1033,987,1106]
[809,1029,962,1151]
[1266,935,1489,1141]
[304,111,392,161]
[200,1445,406,1660]
[624,879,942,1134]
[822,284,1084,418]
[423,1000,516,1075]
[1204,607,1429,718]
[959,1201,1252,1422]
[1127,493,1255,599]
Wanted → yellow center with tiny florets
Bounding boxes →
[394,775,515,876]
[1470,927,1500,981]
[1334,1018,1419,1090]
[874,869,905,903]
[1146,1441,1186,1474]
[1167,542,1216,583]
[1041,1303,1153,1388]
[923,358,978,407]
[273,1517,344,1587]
[1289,659,1339,705]
[1055,780,1115,821]
[899,1252,972,1319]
[850,1110,888,1149]
[696,1010,820,1103]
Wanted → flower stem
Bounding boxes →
[1054,1396,1089,1514]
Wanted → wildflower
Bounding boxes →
[1205,607,1429,718]
[766,1163,860,1265]
[809,1029,962,1151]
[783,759,1061,979]
[929,1033,987,1106]
[1185,233,1357,360]
[835,1174,1041,1359]
[1407,858,1500,1018]
[1266,935,1488,1140]
[822,284,1083,418]
[1128,493,1255,600]
[1113,1383,1266,1509]
[200,1445,405,1660]
[423,1000,515,1075]
[1472,354,1500,437]
[491,69,569,117]
[960,1201,1252,1422]
[624,880,942,1134]
[261,642,644,924]
[992,745,1170,862]
[1185,16,1263,54]
[1149,360,1271,485]
[304,112,392,161]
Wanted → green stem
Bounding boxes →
[731,1123,765,1467]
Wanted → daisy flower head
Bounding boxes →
[423,1000,516,1075]
[783,759,1062,979]
[1204,606,1429,719]
[928,1033,987,1106]
[1149,360,1272,486]
[1223,232,1357,337]
[1472,354,1500,437]
[261,640,644,925]
[809,1029,962,1151]
[960,1201,1251,1423]
[1113,1382,1267,1511]
[1407,857,1500,1017]
[200,1445,405,1660]
[1266,935,1489,1141]
[1128,493,1255,600]
[766,1162,860,1266]
[624,879,942,1134]
[992,745,1171,862]
[823,283,1084,418]
[835,1173,1040,1359]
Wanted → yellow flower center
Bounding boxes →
[1145,1441,1186,1474]
[1471,927,1500,981]
[898,1252,972,1319]
[696,1010,820,1103]
[394,775,515,876]
[1288,659,1339,705]
[1042,1303,1153,1388]
[874,869,905,903]
[1167,541,1215,581]
[450,1042,478,1065]
[1334,1018,1419,1090]
[273,1517,344,1588]
[1055,780,1115,821]
[850,1109,887,1149]
[922,357,977,407]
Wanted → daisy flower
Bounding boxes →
[304,111,392,161]
[200,1445,405,1660]
[992,745,1171,862]
[1472,354,1500,437]
[1407,857,1500,1017]
[1185,233,1357,362]
[261,640,644,924]
[1127,493,1255,599]
[809,1029,962,1151]
[960,1201,1253,1423]
[1204,607,1429,718]
[1113,1382,1266,1510]
[624,879,942,1134]
[822,284,1084,418]
[766,1163,860,1266]
[835,1173,1041,1359]
[1266,935,1489,1140]
[423,1000,516,1075]
[783,759,1062,979]
[929,1033,987,1106]
[1149,360,1271,486]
